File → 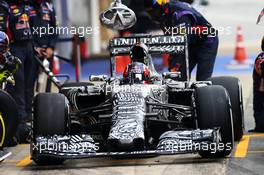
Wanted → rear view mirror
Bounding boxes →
[89,75,108,82]
[163,72,181,80]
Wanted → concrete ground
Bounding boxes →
[1,74,263,175]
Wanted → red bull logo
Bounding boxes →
[20,14,29,22]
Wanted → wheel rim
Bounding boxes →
[0,113,6,147]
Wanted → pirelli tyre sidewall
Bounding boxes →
[0,90,19,148]
[0,114,4,150]
[32,93,70,165]
[207,76,244,141]
[195,85,234,158]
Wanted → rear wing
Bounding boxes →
[109,34,189,79]
[109,34,187,56]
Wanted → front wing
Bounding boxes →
[31,129,221,159]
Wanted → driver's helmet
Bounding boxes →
[130,43,148,64]
[0,32,9,65]
[143,0,170,22]
[0,31,9,54]
[123,62,150,84]
[144,0,169,9]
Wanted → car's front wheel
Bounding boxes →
[207,76,244,141]
[195,85,234,158]
[32,93,70,165]
[0,90,18,148]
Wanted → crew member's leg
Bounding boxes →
[7,45,27,120]
[25,44,36,121]
[7,45,29,143]
[196,36,219,81]
[253,90,264,131]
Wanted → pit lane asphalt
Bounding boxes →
[0,74,263,175]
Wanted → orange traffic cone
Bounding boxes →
[226,26,253,70]
[234,26,247,63]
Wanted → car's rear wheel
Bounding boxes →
[0,90,18,148]
[32,93,70,165]
[207,76,244,141]
[195,85,234,158]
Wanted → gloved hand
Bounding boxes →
[34,47,46,58]
[0,53,21,83]
[5,52,21,73]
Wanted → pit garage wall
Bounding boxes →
[54,0,116,58]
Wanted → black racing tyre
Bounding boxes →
[0,115,4,150]
[195,85,234,158]
[0,90,18,148]
[32,93,70,165]
[207,76,244,141]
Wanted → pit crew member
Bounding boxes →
[28,0,58,92]
[1,0,34,143]
[144,0,219,81]
[251,36,264,132]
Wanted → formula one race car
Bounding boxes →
[31,34,244,165]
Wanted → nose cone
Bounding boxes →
[108,91,146,151]
[108,119,145,151]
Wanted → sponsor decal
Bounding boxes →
[30,10,37,15]
[112,36,185,47]
[20,13,29,22]
[13,9,19,14]
[42,14,51,21]
[10,5,17,10]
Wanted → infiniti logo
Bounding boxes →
[100,1,137,30]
